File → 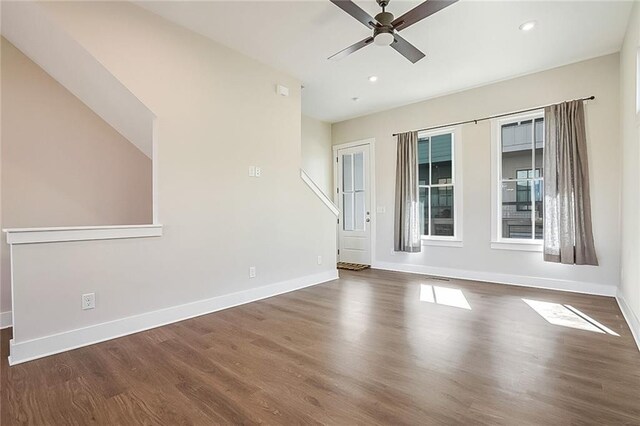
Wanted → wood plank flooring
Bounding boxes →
[2,269,640,425]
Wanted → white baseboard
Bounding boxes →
[373,261,617,297]
[0,311,12,329]
[616,292,640,352]
[8,269,338,365]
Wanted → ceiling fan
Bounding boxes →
[328,0,458,63]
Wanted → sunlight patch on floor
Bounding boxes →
[420,284,471,310]
[523,299,619,336]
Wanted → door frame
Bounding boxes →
[333,138,376,266]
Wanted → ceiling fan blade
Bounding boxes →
[328,37,374,60]
[391,0,458,32]
[391,33,426,63]
[329,0,377,29]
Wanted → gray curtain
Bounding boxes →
[394,131,421,252]
[543,100,598,265]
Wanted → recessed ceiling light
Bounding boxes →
[368,75,378,83]
[519,21,536,32]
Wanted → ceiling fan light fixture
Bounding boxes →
[374,32,394,46]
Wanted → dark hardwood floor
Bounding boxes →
[2,269,640,425]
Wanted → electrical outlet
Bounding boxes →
[82,293,95,310]
[249,266,256,278]
[255,167,261,177]
[317,255,322,265]
[249,166,256,177]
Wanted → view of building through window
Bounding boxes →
[418,133,454,237]
[500,116,544,239]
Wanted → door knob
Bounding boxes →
[366,218,370,222]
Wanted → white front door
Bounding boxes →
[336,144,371,265]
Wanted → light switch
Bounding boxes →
[276,84,289,97]
[249,166,256,177]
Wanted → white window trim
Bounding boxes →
[491,111,544,251]
[418,126,463,246]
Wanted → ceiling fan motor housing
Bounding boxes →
[373,10,395,45]
[374,11,394,27]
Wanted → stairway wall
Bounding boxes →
[4,1,337,353]
[1,37,152,315]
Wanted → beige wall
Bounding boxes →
[7,2,336,343]
[0,37,152,314]
[301,114,333,196]
[620,3,640,335]
[333,54,621,294]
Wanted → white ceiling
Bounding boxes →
[137,1,633,123]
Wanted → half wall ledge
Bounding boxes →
[3,224,163,245]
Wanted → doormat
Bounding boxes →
[337,262,370,271]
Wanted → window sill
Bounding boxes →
[3,224,163,245]
[491,241,542,252]
[421,238,463,248]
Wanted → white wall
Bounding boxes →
[6,2,336,352]
[333,54,621,295]
[0,37,153,317]
[620,2,640,343]
[301,114,333,196]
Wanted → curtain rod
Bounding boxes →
[391,96,595,137]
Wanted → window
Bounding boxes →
[492,112,544,249]
[417,129,462,245]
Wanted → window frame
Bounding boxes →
[491,111,544,252]
[417,127,463,247]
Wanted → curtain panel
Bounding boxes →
[543,100,598,265]
[394,131,421,252]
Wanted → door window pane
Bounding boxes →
[431,186,454,236]
[354,152,365,191]
[354,191,365,231]
[342,154,353,192]
[343,193,354,231]
[431,134,452,185]
[502,181,532,238]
